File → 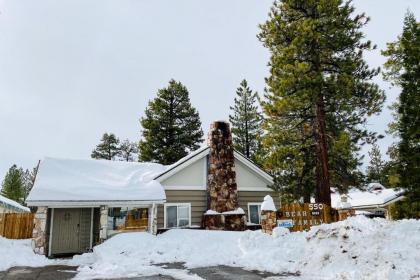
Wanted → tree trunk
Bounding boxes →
[314,94,331,206]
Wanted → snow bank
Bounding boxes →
[261,195,276,211]
[72,216,420,279]
[26,157,166,204]
[1,217,418,279]
[0,237,56,271]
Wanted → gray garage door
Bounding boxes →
[50,208,93,256]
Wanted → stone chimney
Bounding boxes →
[207,121,238,212]
[204,121,245,230]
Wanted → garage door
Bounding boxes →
[50,208,93,256]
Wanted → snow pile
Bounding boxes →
[1,217,418,279]
[261,195,276,211]
[204,208,245,215]
[0,237,56,271]
[26,157,167,204]
[73,216,420,279]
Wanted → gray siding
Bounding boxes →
[235,159,272,190]
[157,190,279,228]
[157,190,207,228]
[161,157,206,187]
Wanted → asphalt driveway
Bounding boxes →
[0,263,300,280]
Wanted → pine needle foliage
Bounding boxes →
[229,79,263,161]
[139,80,203,165]
[258,0,385,204]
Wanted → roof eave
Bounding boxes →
[26,199,166,207]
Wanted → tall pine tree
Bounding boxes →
[139,80,203,165]
[229,79,263,161]
[382,11,420,218]
[91,133,121,160]
[259,0,385,205]
[1,165,24,203]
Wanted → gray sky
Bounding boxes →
[0,0,419,181]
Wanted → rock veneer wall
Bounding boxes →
[261,210,277,234]
[204,121,245,230]
[207,121,238,212]
[32,206,48,255]
[99,205,108,241]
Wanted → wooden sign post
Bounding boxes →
[276,203,338,232]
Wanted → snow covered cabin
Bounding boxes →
[0,194,30,213]
[26,121,277,257]
[331,183,405,219]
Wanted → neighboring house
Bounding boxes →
[0,194,30,213]
[26,121,277,257]
[331,183,405,219]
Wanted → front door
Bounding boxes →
[50,208,92,256]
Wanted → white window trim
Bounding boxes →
[164,203,192,228]
[247,203,262,224]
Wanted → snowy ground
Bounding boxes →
[1,216,419,279]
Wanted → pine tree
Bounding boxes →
[91,133,121,160]
[1,165,24,203]
[258,0,385,205]
[139,80,204,165]
[119,139,138,162]
[366,144,386,185]
[382,11,420,218]
[229,79,263,161]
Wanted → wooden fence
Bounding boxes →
[0,213,34,239]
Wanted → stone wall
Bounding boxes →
[205,121,245,230]
[207,121,239,212]
[32,206,48,255]
[99,205,108,241]
[261,210,277,234]
[202,214,246,231]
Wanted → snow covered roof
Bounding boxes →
[331,184,405,209]
[26,157,167,207]
[0,194,30,212]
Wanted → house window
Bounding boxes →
[164,203,191,228]
[248,203,261,224]
[107,207,149,236]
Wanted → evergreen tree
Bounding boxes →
[139,80,204,165]
[258,0,385,205]
[229,79,263,160]
[1,165,24,203]
[382,11,420,218]
[91,133,121,160]
[366,144,386,185]
[119,139,138,162]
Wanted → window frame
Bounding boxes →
[247,202,262,224]
[164,203,192,228]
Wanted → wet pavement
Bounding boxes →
[0,266,78,280]
[0,263,299,279]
